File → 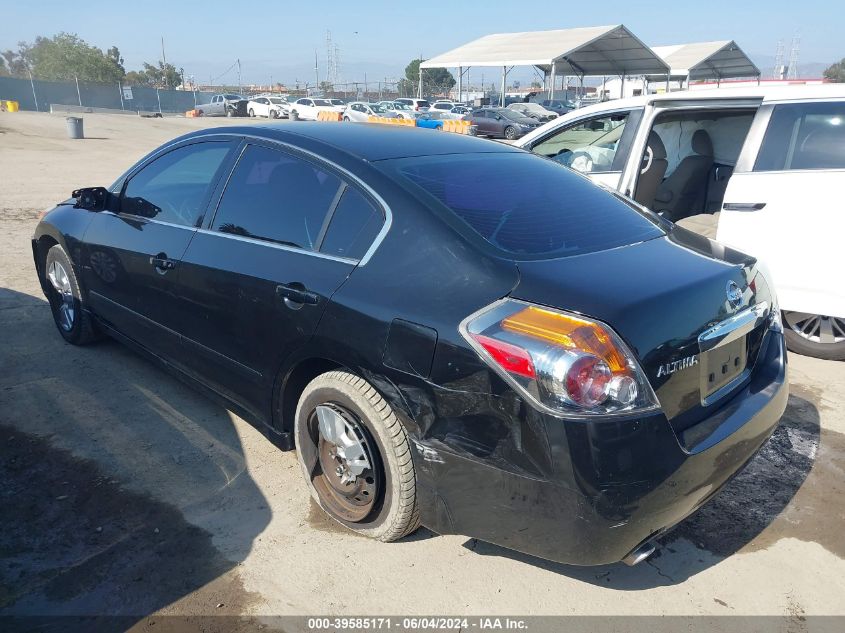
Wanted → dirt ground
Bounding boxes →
[1,111,844,623]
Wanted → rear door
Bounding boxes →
[82,138,237,355]
[170,141,386,417]
[718,98,845,319]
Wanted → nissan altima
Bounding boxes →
[32,123,787,566]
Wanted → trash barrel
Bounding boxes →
[290,110,299,122]
[468,125,478,137]
[66,117,84,139]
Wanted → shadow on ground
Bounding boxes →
[464,391,831,589]
[0,288,271,624]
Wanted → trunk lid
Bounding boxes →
[510,226,773,426]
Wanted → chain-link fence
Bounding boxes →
[0,76,217,114]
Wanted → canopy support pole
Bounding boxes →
[458,66,462,103]
[418,66,423,99]
[620,74,626,99]
[501,66,506,107]
[549,62,556,100]
[665,74,670,93]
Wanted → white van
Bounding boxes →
[517,85,845,360]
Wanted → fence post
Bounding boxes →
[75,75,82,106]
[119,81,124,110]
[28,70,40,112]
[156,88,162,115]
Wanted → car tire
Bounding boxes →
[294,370,420,542]
[226,108,234,118]
[44,244,100,345]
[783,312,845,360]
[248,108,255,117]
[197,110,204,117]
[270,110,278,119]
[504,126,517,140]
[343,116,350,122]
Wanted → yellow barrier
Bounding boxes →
[317,110,343,121]
[367,115,416,126]
[185,109,200,118]
[443,119,471,134]
[1,100,20,112]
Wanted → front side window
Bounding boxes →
[388,152,663,259]
[532,111,632,174]
[121,142,233,226]
[212,144,341,250]
[754,101,845,171]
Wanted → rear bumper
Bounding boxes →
[414,330,787,566]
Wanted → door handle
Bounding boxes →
[150,254,177,271]
[276,283,319,306]
[722,203,766,211]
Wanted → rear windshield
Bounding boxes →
[386,153,664,259]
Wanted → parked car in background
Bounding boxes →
[467,107,541,140]
[328,98,346,108]
[247,96,288,119]
[518,84,845,360]
[378,101,418,119]
[414,110,448,129]
[541,99,577,115]
[507,102,558,122]
[343,102,397,122]
[34,123,786,568]
[429,101,457,114]
[395,98,430,112]
[196,94,248,117]
[290,98,345,121]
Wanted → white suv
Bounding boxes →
[395,98,430,112]
[517,85,845,360]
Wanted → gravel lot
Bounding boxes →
[1,112,844,624]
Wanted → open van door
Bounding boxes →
[717,97,845,359]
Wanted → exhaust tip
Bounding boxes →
[622,542,656,566]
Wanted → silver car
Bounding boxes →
[378,101,418,119]
[342,102,397,122]
[507,102,559,122]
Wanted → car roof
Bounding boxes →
[193,122,522,161]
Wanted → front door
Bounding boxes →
[526,109,641,189]
[171,141,386,418]
[82,139,237,355]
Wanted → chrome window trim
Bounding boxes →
[195,227,358,265]
[100,210,197,231]
[111,131,393,267]
[208,132,393,267]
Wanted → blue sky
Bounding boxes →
[2,0,842,85]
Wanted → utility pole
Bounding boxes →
[161,37,168,88]
[237,59,242,93]
[315,50,319,92]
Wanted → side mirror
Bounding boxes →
[71,187,110,211]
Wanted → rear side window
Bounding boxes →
[212,144,341,250]
[320,186,384,260]
[754,101,845,171]
[388,152,663,259]
[122,142,233,226]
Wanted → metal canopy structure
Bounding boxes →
[649,41,760,83]
[420,25,669,105]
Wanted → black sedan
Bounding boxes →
[466,107,541,140]
[32,124,787,566]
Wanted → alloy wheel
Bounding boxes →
[47,260,75,331]
[784,311,845,345]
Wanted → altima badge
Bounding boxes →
[726,281,743,309]
[657,355,699,378]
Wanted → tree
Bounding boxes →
[0,56,7,76]
[21,33,125,82]
[123,61,182,89]
[2,48,29,77]
[402,58,455,96]
[823,58,845,82]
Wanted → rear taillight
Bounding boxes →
[461,299,659,417]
